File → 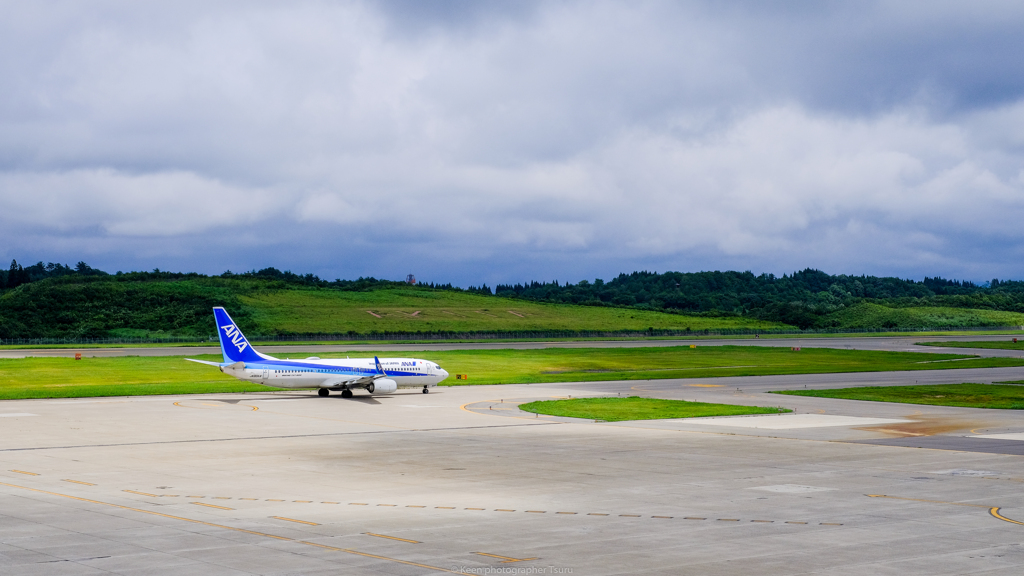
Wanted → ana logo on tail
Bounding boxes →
[220,324,248,353]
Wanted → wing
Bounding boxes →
[322,374,384,389]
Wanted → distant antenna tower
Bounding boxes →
[406,274,417,285]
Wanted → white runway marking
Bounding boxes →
[973,433,1024,441]
[749,484,836,493]
[0,413,37,417]
[930,469,1001,476]
[683,414,909,429]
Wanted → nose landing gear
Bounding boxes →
[422,386,430,394]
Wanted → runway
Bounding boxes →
[4,363,1024,574]
[3,332,1023,358]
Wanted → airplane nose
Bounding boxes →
[441,369,449,379]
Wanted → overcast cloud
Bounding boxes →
[2,0,1023,285]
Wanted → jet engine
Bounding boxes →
[367,379,397,394]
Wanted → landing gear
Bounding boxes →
[318,388,329,397]
[341,389,354,398]
[422,387,430,394]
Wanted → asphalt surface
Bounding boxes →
[5,335,1024,574]
[5,377,1024,575]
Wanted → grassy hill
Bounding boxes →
[239,288,782,334]
[0,276,785,339]
[3,268,1024,340]
[818,302,1024,330]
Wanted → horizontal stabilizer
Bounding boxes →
[185,358,221,366]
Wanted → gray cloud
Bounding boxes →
[1,1,1023,285]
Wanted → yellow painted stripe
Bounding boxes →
[620,514,641,517]
[495,509,515,512]
[0,481,290,540]
[323,501,339,504]
[349,502,368,505]
[555,511,576,515]
[718,519,740,521]
[785,521,808,524]
[0,480,454,573]
[684,517,705,520]
[239,498,259,501]
[525,510,545,513]
[62,479,96,486]
[406,505,425,508]
[124,490,158,497]
[465,507,485,510]
[473,552,540,564]
[365,532,420,543]
[990,507,1024,525]
[192,502,234,510]
[652,516,672,519]
[473,552,518,561]
[751,520,773,523]
[378,504,397,507]
[866,494,990,508]
[436,506,455,509]
[212,497,231,500]
[299,541,457,573]
[587,513,609,516]
[271,516,320,526]
[11,470,39,476]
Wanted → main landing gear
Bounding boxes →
[318,388,329,397]
[341,389,354,398]
[422,387,430,394]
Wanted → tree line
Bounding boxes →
[494,269,1024,328]
[2,260,1023,336]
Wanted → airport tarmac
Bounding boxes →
[3,333,1024,359]
[4,370,1024,575]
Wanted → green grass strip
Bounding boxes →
[917,340,1024,351]
[518,396,790,421]
[4,346,1024,400]
[773,383,1024,409]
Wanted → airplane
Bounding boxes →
[186,307,449,397]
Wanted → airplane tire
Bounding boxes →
[318,388,329,397]
[341,389,353,398]
[422,387,429,394]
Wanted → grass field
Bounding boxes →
[773,383,1024,409]
[0,356,279,399]
[4,346,1024,400]
[518,396,790,421]
[822,303,1024,330]
[917,340,1024,351]
[239,289,784,334]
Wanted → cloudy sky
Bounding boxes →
[2,1,1024,286]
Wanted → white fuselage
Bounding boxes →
[221,356,448,390]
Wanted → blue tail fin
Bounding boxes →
[213,307,264,364]
[375,356,386,375]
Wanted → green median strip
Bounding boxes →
[772,383,1024,409]
[518,397,790,422]
[917,340,1024,351]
